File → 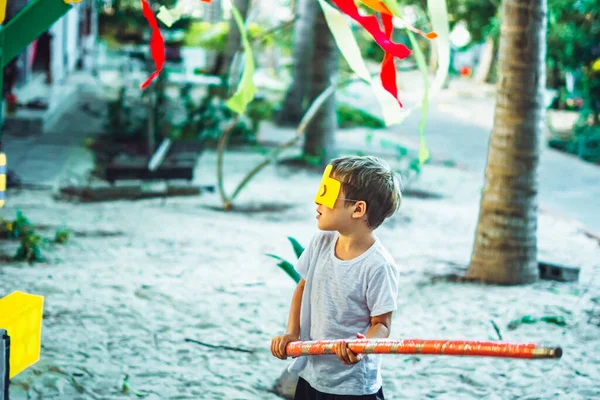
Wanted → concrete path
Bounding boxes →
[395,83,600,235]
[2,74,105,188]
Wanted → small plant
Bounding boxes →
[1,210,72,264]
[336,103,385,129]
[266,237,305,283]
[246,97,274,132]
[14,232,44,263]
[174,92,256,146]
[0,210,33,239]
[54,228,72,244]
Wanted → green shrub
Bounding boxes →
[336,104,385,129]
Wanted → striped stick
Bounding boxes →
[286,339,562,359]
[0,153,6,208]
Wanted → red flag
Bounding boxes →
[331,0,411,59]
[140,0,166,89]
[379,11,401,107]
[331,0,411,105]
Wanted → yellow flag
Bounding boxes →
[358,0,391,14]
[0,153,5,208]
[0,0,6,24]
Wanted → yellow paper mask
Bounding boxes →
[315,165,342,209]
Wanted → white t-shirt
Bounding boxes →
[295,230,400,395]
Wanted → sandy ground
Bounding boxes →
[1,147,599,400]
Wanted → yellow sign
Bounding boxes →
[0,0,6,25]
[0,153,6,208]
[593,58,600,72]
[0,292,45,378]
[315,165,342,209]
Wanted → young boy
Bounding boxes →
[271,156,402,399]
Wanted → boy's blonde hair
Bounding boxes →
[330,155,402,229]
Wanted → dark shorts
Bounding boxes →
[294,377,385,400]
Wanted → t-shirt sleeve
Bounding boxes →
[366,262,400,317]
[294,232,321,279]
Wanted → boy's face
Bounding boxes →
[314,165,341,209]
[314,165,365,231]
[316,189,358,231]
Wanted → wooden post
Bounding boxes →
[0,329,9,400]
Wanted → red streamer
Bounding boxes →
[331,0,411,60]
[140,0,166,89]
[379,11,401,107]
[331,0,411,106]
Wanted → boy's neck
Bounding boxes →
[335,227,376,260]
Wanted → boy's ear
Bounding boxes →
[352,201,368,218]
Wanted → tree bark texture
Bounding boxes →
[467,0,547,285]
[302,2,338,164]
[275,0,318,126]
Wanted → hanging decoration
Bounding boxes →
[140,0,166,90]
[0,153,6,208]
[224,0,256,114]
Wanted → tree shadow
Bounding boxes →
[201,203,298,214]
[402,188,444,200]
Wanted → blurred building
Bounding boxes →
[3,0,98,135]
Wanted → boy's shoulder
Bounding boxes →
[366,241,399,275]
[373,241,397,266]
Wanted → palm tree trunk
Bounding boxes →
[275,0,319,126]
[467,0,547,285]
[302,2,338,164]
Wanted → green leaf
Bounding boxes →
[265,252,301,283]
[489,319,502,340]
[121,374,147,398]
[265,253,284,262]
[287,237,305,259]
[225,1,256,114]
[508,314,568,330]
[276,260,301,284]
[427,0,451,95]
[540,315,567,327]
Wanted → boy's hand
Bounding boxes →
[334,333,366,365]
[271,333,299,360]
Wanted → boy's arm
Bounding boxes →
[364,311,393,339]
[272,279,305,359]
[285,279,305,337]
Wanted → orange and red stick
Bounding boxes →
[286,339,562,359]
